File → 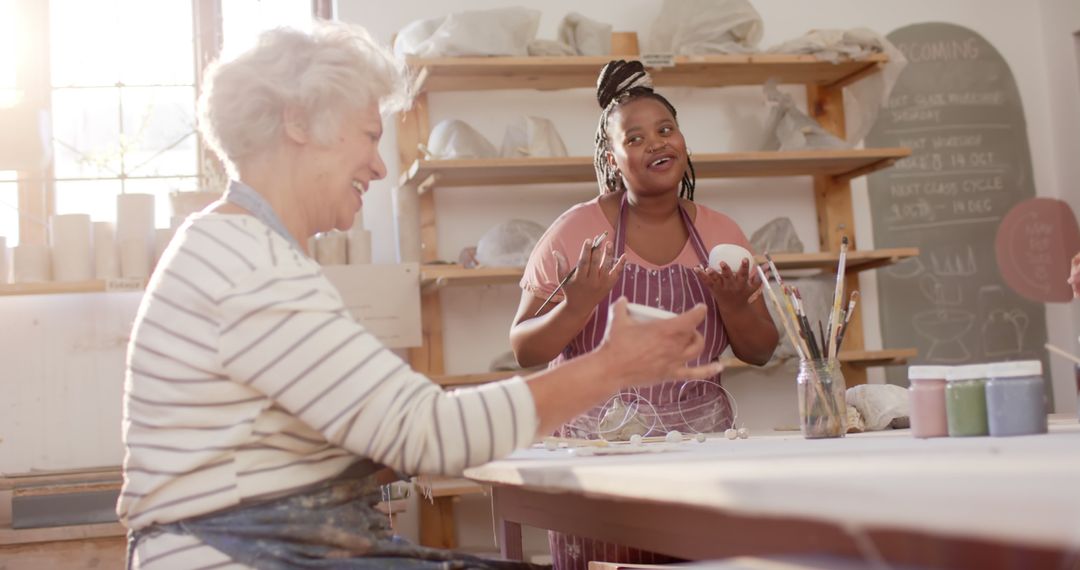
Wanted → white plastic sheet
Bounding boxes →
[648,0,763,55]
[475,219,546,268]
[500,116,569,158]
[558,12,612,56]
[394,7,541,58]
[845,384,909,431]
[424,120,497,160]
[759,80,848,151]
[768,28,908,145]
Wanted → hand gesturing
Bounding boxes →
[562,238,626,312]
[693,258,761,314]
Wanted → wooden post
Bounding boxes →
[418,496,458,549]
[807,84,866,385]
[397,92,455,543]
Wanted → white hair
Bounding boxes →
[198,21,409,172]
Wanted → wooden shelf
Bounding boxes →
[408,53,889,93]
[431,348,916,388]
[0,279,145,297]
[400,148,910,190]
[420,248,919,290]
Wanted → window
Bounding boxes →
[222,0,316,61]
[0,0,19,108]
[49,0,199,230]
[0,0,319,246]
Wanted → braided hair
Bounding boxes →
[593,60,696,201]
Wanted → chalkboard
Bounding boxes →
[866,23,1048,388]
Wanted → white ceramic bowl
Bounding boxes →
[708,243,754,272]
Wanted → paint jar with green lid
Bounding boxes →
[986,360,1047,437]
[945,364,989,437]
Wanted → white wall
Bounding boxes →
[1039,0,1080,416]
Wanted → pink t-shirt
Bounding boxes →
[521,197,753,301]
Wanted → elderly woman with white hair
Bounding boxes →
[118,22,719,569]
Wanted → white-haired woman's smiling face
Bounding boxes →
[303,102,387,234]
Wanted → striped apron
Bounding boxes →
[548,194,733,570]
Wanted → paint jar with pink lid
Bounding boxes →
[908,365,951,438]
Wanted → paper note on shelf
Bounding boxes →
[323,263,422,349]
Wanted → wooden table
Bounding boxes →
[464,418,1080,569]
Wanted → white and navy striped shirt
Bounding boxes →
[118,213,536,566]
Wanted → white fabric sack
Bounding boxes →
[768,28,908,145]
[425,120,497,160]
[394,7,540,58]
[648,0,763,55]
[759,80,848,151]
[475,219,546,268]
[500,116,569,158]
[558,12,612,56]
[845,384,909,431]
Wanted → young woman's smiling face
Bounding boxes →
[606,97,688,197]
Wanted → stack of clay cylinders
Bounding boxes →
[117,193,155,279]
[945,364,990,437]
[985,360,1048,437]
[50,214,94,282]
[908,365,950,438]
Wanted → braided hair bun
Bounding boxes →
[595,60,654,109]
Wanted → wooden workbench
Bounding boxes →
[465,418,1080,569]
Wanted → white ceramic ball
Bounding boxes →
[724,428,738,440]
[665,430,682,443]
[695,433,706,443]
[708,244,754,272]
[737,427,749,439]
[630,434,643,446]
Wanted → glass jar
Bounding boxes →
[796,359,847,439]
[986,360,1048,437]
[945,364,989,437]
[908,365,950,438]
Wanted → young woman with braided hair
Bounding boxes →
[511,60,778,570]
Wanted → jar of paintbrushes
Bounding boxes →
[796,358,847,438]
[755,237,855,439]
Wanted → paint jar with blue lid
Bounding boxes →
[986,360,1048,437]
[945,364,989,437]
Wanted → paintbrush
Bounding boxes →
[534,231,609,316]
[1045,343,1080,366]
[835,291,860,353]
[826,236,849,360]
[756,264,807,360]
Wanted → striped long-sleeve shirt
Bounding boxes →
[118,213,537,536]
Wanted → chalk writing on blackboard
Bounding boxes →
[866,23,1048,387]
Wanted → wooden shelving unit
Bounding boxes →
[408,53,889,93]
[395,45,914,549]
[401,148,910,191]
